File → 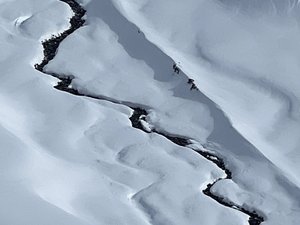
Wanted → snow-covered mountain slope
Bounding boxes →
[0,0,299,225]
[1,1,245,224]
[111,0,300,187]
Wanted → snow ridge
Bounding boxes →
[33,0,265,224]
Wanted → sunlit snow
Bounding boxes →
[0,0,299,225]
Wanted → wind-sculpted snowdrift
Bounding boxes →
[110,0,300,186]
[44,0,300,224]
[0,0,299,225]
[0,0,251,224]
[35,0,261,224]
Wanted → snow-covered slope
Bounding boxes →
[0,0,299,225]
[111,0,300,187]
[0,0,246,224]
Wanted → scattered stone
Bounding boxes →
[190,83,198,90]
[188,78,194,84]
[172,63,180,74]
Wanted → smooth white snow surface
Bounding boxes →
[1,0,300,225]
[111,0,300,185]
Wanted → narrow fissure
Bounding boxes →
[34,1,264,224]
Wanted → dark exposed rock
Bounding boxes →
[188,78,194,84]
[129,108,150,133]
[35,0,86,72]
[203,179,264,225]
